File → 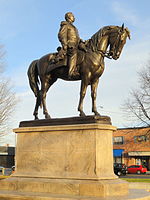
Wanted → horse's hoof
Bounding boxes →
[79,112,86,117]
[94,112,101,116]
[45,114,51,119]
[34,116,39,120]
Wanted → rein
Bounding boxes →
[97,50,113,59]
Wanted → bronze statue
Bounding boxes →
[27,14,130,120]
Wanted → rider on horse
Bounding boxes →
[53,12,87,78]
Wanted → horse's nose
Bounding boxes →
[113,54,119,60]
[114,52,120,59]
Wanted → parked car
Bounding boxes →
[127,165,147,174]
[0,166,4,172]
[114,163,127,176]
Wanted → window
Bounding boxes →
[128,165,134,168]
[134,135,149,143]
[113,136,124,145]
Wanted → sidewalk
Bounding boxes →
[129,182,150,192]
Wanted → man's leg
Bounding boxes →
[68,50,79,78]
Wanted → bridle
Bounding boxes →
[97,29,123,59]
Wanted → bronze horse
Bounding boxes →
[28,24,130,120]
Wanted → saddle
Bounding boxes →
[47,49,85,74]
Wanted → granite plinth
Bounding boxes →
[13,123,116,180]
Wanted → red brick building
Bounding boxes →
[113,127,150,170]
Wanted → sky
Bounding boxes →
[0,0,150,146]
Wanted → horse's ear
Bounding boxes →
[125,28,131,40]
[121,23,124,31]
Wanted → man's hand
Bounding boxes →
[63,45,67,50]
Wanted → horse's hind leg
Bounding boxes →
[33,95,41,120]
[41,77,51,119]
[41,76,57,119]
[91,79,100,116]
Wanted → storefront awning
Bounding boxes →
[0,152,8,155]
[128,151,150,156]
[113,149,124,157]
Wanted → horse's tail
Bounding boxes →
[27,60,41,106]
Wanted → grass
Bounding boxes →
[121,178,150,183]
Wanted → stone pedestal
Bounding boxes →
[14,123,117,180]
[0,117,149,199]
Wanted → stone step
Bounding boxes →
[0,190,77,200]
[0,189,150,200]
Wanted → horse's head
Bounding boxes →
[108,24,130,60]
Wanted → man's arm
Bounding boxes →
[58,22,68,50]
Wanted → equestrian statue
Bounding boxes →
[27,12,130,120]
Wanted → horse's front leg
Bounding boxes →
[78,80,88,117]
[91,79,100,116]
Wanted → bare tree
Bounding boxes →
[0,46,17,136]
[123,62,150,127]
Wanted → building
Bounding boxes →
[113,127,150,170]
[0,146,15,168]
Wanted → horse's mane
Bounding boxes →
[87,26,119,52]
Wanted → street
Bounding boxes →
[120,173,150,179]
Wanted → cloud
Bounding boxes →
[110,1,140,26]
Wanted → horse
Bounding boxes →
[28,24,130,120]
